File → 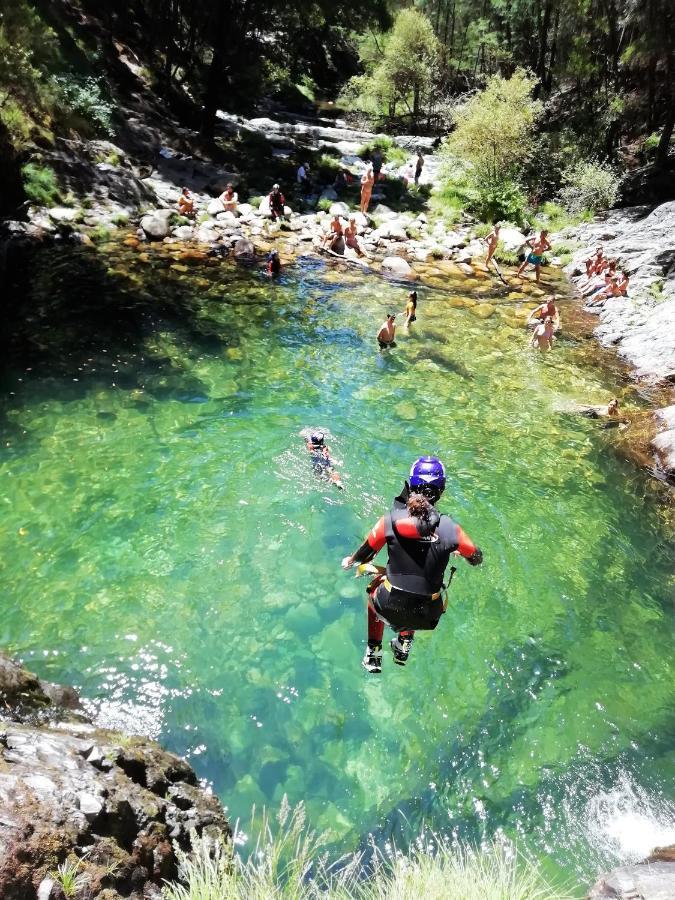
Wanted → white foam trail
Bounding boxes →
[583,773,675,864]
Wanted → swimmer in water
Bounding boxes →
[305,431,344,489]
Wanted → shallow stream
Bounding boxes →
[2,240,675,890]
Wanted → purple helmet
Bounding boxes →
[409,456,446,494]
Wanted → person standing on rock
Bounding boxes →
[517,230,551,284]
[371,149,383,182]
[377,313,397,350]
[297,162,311,193]
[484,223,500,271]
[268,184,286,220]
[341,457,483,673]
[530,316,555,352]
[360,166,375,214]
[414,151,424,185]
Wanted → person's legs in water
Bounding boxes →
[363,602,384,673]
[391,629,415,665]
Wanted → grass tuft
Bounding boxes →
[162,800,575,900]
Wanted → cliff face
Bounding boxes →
[0,653,230,900]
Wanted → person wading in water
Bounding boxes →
[341,457,483,673]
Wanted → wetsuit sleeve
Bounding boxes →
[456,525,483,566]
[351,517,386,564]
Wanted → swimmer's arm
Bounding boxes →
[456,526,483,566]
[342,517,385,569]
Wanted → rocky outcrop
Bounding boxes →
[588,845,675,899]
[652,405,675,481]
[0,653,230,900]
[564,201,675,382]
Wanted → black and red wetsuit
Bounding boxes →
[350,484,482,642]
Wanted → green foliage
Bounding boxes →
[21,162,60,206]
[53,75,115,136]
[317,198,333,212]
[49,858,87,899]
[445,71,541,187]
[111,212,129,225]
[247,196,264,209]
[342,9,440,122]
[530,201,591,233]
[558,160,621,214]
[88,225,113,243]
[162,799,573,899]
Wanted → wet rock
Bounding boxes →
[381,256,415,278]
[588,861,675,899]
[652,405,675,480]
[140,210,172,240]
[172,225,195,241]
[0,653,49,709]
[234,238,256,261]
[470,303,496,319]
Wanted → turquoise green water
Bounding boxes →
[2,244,675,888]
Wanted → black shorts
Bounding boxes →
[372,583,443,631]
[378,340,396,350]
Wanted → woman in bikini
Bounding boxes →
[360,166,375,214]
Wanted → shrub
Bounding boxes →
[53,74,115,136]
[472,180,528,226]
[21,162,60,206]
[247,195,263,209]
[558,159,620,214]
[111,212,129,225]
[88,225,113,243]
[317,198,333,212]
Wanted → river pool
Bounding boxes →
[2,241,674,889]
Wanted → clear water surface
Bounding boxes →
[2,242,675,891]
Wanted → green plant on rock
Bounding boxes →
[88,225,113,243]
[49,858,88,899]
[21,162,60,206]
[111,212,129,226]
[317,198,332,213]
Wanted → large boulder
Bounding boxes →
[207,198,225,216]
[329,202,350,217]
[172,225,195,241]
[140,209,173,240]
[371,203,396,220]
[48,207,79,224]
[319,187,338,202]
[233,237,255,261]
[380,220,408,241]
[498,226,528,253]
[588,861,675,899]
[381,256,416,278]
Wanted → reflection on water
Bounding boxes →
[2,240,675,888]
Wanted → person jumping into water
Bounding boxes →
[341,456,483,673]
[305,431,343,489]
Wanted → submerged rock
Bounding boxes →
[234,237,256,261]
[652,405,675,481]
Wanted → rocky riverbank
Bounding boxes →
[562,201,675,482]
[587,844,675,898]
[0,652,230,900]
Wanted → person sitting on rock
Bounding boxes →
[218,183,238,213]
[593,269,630,304]
[268,184,286,220]
[344,216,364,256]
[584,247,604,277]
[323,214,344,252]
[177,187,195,218]
[583,259,617,299]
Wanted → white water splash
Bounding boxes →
[583,773,675,864]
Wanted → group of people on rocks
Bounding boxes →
[576,247,630,305]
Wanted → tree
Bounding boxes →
[445,69,540,185]
[341,8,441,125]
